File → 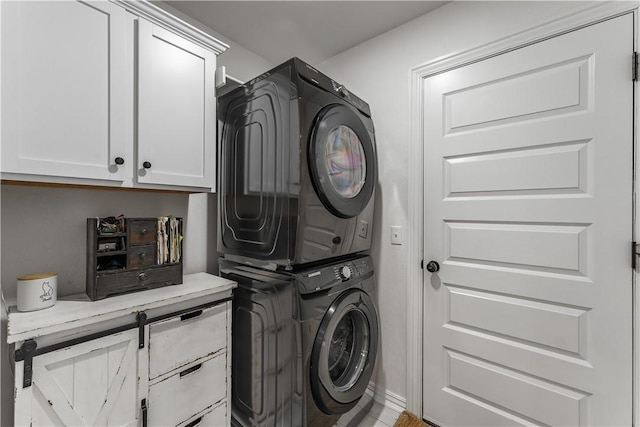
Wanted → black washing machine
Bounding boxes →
[220,255,379,427]
[217,58,377,269]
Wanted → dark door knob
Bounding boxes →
[142,161,152,169]
[426,261,440,273]
[114,157,125,165]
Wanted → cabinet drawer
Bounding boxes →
[178,403,227,427]
[128,244,156,268]
[149,302,227,378]
[94,263,181,299]
[129,219,156,244]
[148,355,226,426]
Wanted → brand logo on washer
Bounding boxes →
[308,271,321,278]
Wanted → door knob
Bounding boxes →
[426,261,440,273]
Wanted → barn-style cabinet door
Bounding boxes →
[14,329,146,427]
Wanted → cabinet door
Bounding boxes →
[137,19,216,189]
[1,1,132,182]
[14,330,142,427]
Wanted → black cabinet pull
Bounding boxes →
[141,399,148,427]
[180,310,203,321]
[179,363,202,378]
[142,161,152,169]
[136,312,147,349]
[114,157,125,165]
[184,416,203,427]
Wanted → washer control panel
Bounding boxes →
[297,256,373,294]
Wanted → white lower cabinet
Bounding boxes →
[147,304,229,426]
[14,330,141,427]
[9,274,234,427]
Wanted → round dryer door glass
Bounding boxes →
[309,104,377,219]
[324,126,367,199]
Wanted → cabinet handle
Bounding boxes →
[184,416,203,427]
[114,157,125,165]
[180,310,203,321]
[138,272,147,281]
[142,161,152,169]
[139,252,146,259]
[179,363,202,378]
[141,399,148,427]
[139,228,148,235]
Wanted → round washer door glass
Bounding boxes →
[309,104,376,219]
[327,308,370,391]
[310,288,379,414]
[324,125,366,199]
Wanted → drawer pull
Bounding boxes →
[179,363,202,378]
[180,310,203,321]
[184,416,203,427]
[138,272,147,281]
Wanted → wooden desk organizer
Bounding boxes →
[86,217,183,300]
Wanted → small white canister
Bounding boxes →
[17,272,57,312]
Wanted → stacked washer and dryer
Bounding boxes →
[217,58,379,427]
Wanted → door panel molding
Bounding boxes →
[406,1,638,421]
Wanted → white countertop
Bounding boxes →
[7,272,236,344]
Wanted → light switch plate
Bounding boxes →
[391,226,403,245]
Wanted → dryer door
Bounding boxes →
[309,104,376,218]
[310,288,379,414]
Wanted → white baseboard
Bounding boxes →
[337,382,406,426]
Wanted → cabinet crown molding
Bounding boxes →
[113,0,229,55]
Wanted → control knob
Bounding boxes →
[339,266,352,280]
[336,85,349,97]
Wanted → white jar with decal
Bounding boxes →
[17,272,57,312]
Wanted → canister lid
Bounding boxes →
[17,272,57,281]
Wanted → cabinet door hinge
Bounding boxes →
[633,242,639,271]
[633,52,638,81]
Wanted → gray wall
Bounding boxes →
[317,0,602,403]
[154,1,275,82]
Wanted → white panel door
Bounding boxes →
[422,14,633,426]
[1,1,130,181]
[137,20,216,189]
[14,330,141,426]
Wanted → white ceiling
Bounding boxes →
[162,1,448,65]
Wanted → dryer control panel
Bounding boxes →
[293,58,372,117]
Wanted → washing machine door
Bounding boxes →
[310,288,379,414]
[309,104,376,219]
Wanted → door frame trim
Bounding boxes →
[406,1,638,422]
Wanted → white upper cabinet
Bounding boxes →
[1,0,227,191]
[1,1,131,183]
[137,20,216,189]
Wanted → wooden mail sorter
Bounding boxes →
[86,216,183,300]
